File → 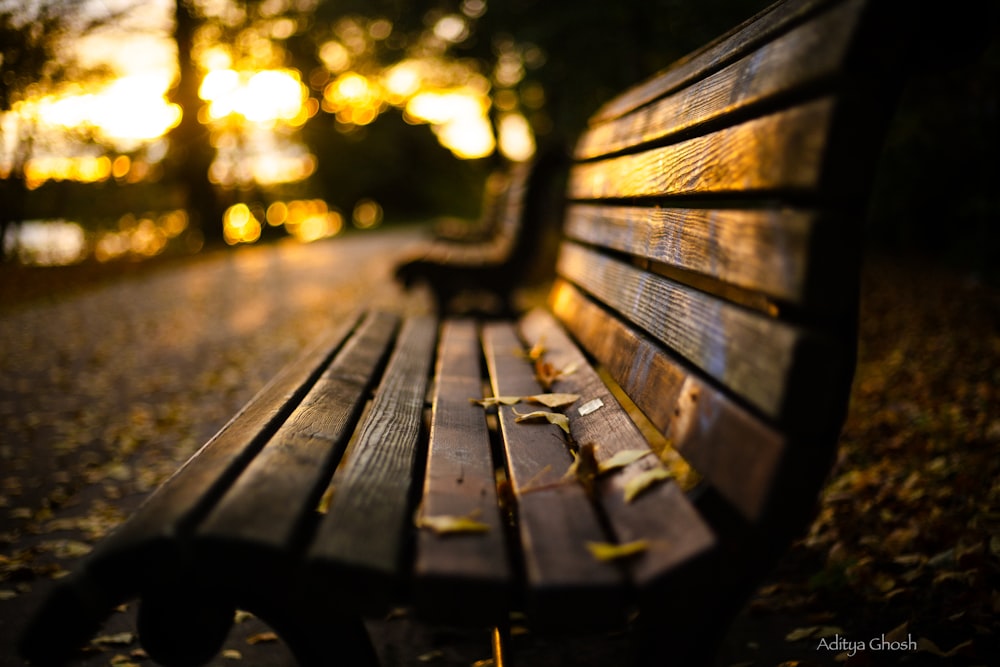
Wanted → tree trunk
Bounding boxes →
[166,0,224,246]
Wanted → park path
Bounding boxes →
[0,229,450,666]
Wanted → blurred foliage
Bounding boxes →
[3,0,998,268]
[868,38,1000,280]
[0,0,126,261]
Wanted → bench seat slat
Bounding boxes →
[557,242,839,422]
[563,204,817,305]
[570,98,832,200]
[517,309,717,594]
[591,0,835,124]
[577,0,863,160]
[86,313,364,563]
[413,319,512,623]
[197,311,400,549]
[481,323,625,626]
[308,315,439,609]
[549,280,788,521]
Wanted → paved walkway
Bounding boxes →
[0,230,446,666]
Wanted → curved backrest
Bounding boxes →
[550,0,912,528]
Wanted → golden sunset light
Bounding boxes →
[199,67,309,125]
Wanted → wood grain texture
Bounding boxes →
[413,319,512,623]
[563,204,816,304]
[591,0,835,123]
[308,316,438,607]
[570,99,832,200]
[481,323,625,626]
[557,242,836,421]
[197,311,399,550]
[88,312,365,563]
[576,0,863,159]
[517,309,716,593]
[548,281,787,521]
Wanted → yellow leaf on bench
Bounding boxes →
[597,449,652,474]
[525,393,581,408]
[470,396,522,407]
[470,393,580,409]
[623,466,673,502]
[586,539,650,562]
[416,510,491,536]
[513,409,571,433]
[563,443,598,496]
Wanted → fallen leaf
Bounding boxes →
[785,626,819,642]
[470,394,580,409]
[513,409,570,433]
[222,649,243,660]
[470,396,522,408]
[234,610,254,624]
[417,649,444,662]
[0,590,16,600]
[417,510,490,536]
[563,443,598,496]
[814,626,843,638]
[37,539,92,559]
[534,360,577,390]
[598,449,652,474]
[586,540,649,562]
[884,621,909,643]
[623,466,673,502]
[92,632,135,648]
[316,485,335,514]
[109,656,139,667]
[525,393,580,409]
[534,361,559,390]
[246,632,279,645]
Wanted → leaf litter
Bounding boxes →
[740,260,1000,664]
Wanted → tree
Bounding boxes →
[0,0,135,262]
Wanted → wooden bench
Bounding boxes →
[394,144,566,314]
[19,0,919,664]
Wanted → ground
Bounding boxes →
[1,231,998,666]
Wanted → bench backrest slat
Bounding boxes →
[553,0,905,525]
[577,0,864,160]
[557,240,838,424]
[589,0,842,124]
[549,280,788,520]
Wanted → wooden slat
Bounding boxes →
[413,319,512,623]
[308,315,438,609]
[570,99,833,200]
[577,0,863,159]
[517,309,716,593]
[197,311,399,550]
[591,0,836,123]
[557,242,837,422]
[548,281,787,520]
[88,313,365,562]
[563,204,817,304]
[481,323,625,627]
